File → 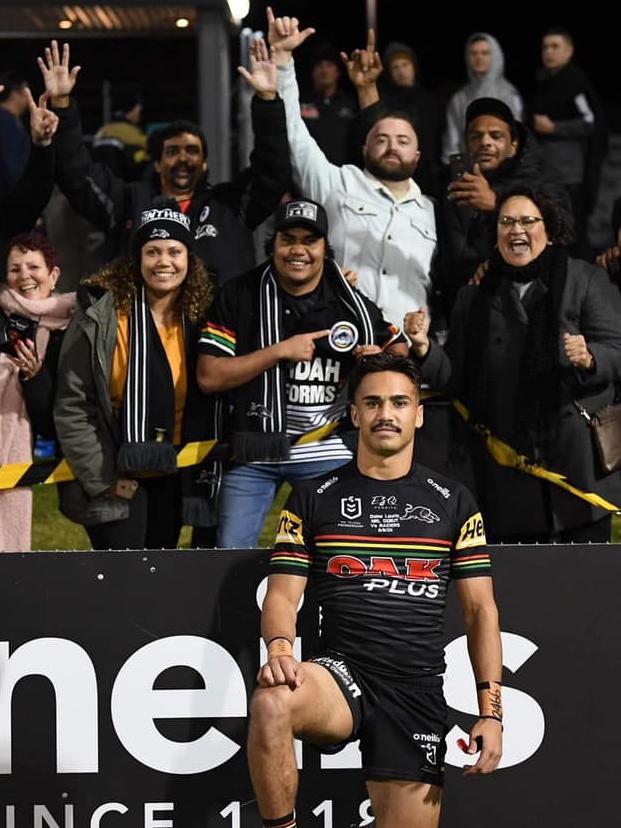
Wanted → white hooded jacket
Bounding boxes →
[442,33,523,163]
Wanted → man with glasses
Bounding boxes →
[441,97,547,309]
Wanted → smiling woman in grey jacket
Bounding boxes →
[407,185,621,543]
[54,202,214,550]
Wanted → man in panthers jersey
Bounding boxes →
[248,354,502,828]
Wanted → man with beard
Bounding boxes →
[266,11,437,330]
[442,97,546,308]
[39,40,291,286]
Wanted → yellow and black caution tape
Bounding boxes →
[0,422,340,492]
[453,400,621,512]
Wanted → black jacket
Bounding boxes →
[20,329,64,440]
[440,128,547,307]
[418,258,621,537]
[52,97,292,285]
[0,145,55,252]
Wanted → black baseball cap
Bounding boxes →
[465,97,516,130]
[274,199,329,239]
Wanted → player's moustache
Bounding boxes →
[372,420,400,432]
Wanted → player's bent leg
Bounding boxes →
[367,779,442,828]
[248,662,354,821]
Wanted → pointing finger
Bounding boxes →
[24,86,36,112]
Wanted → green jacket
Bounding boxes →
[54,289,127,525]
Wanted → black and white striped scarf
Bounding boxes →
[117,284,178,475]
[230,258,375,462]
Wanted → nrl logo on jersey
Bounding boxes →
[341,496,362,521]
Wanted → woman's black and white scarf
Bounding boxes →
[231,258,375,463]
[117,284,178,475]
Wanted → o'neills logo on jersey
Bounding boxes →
[341,496,362,521]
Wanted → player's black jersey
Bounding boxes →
[271,461,492,678]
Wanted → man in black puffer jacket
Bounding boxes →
[40,39,292,286]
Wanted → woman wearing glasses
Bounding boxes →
[407,185,621,542]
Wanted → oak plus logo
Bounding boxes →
[341,496,362,521]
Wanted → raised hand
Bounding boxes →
[25,88,59,147]
[404,308,430,358]
[237,37,277,100]
[563,332,594,371]
[266,6,315,65]
[37,40,81,106]
[340,29,382,90]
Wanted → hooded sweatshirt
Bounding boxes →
[442,33,523,163]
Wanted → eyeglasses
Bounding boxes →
[498,215,544,229]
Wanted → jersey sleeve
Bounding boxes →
[198,286,237,357]
[270,484,315,577]
[450,485,492,579]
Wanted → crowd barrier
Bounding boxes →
[0,545,618,827]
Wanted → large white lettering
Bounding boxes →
[0,639,98,774]
[144,803,174,828]
[33,806,74,828]
[90,803,128,827]
[111,636,246,774]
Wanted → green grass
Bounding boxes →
[32,483,292,550]
[31,483,621,550]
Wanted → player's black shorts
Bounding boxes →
[310,650,447,787]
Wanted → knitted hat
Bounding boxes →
[132,198,193,252]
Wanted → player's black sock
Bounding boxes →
[262,812,297,828]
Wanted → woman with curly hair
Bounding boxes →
[407,185,621,542]
[54,201,214,549]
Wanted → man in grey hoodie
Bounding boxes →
[442,33,523,163]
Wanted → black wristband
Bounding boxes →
[265,635,293,648]
[476,680,502,691]
[478,714,503,730]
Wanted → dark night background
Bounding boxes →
[0,1,617,134]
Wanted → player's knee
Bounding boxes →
[250,686,293,733]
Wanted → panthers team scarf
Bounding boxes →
[231,258,375,463]
[117,284,178,475]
